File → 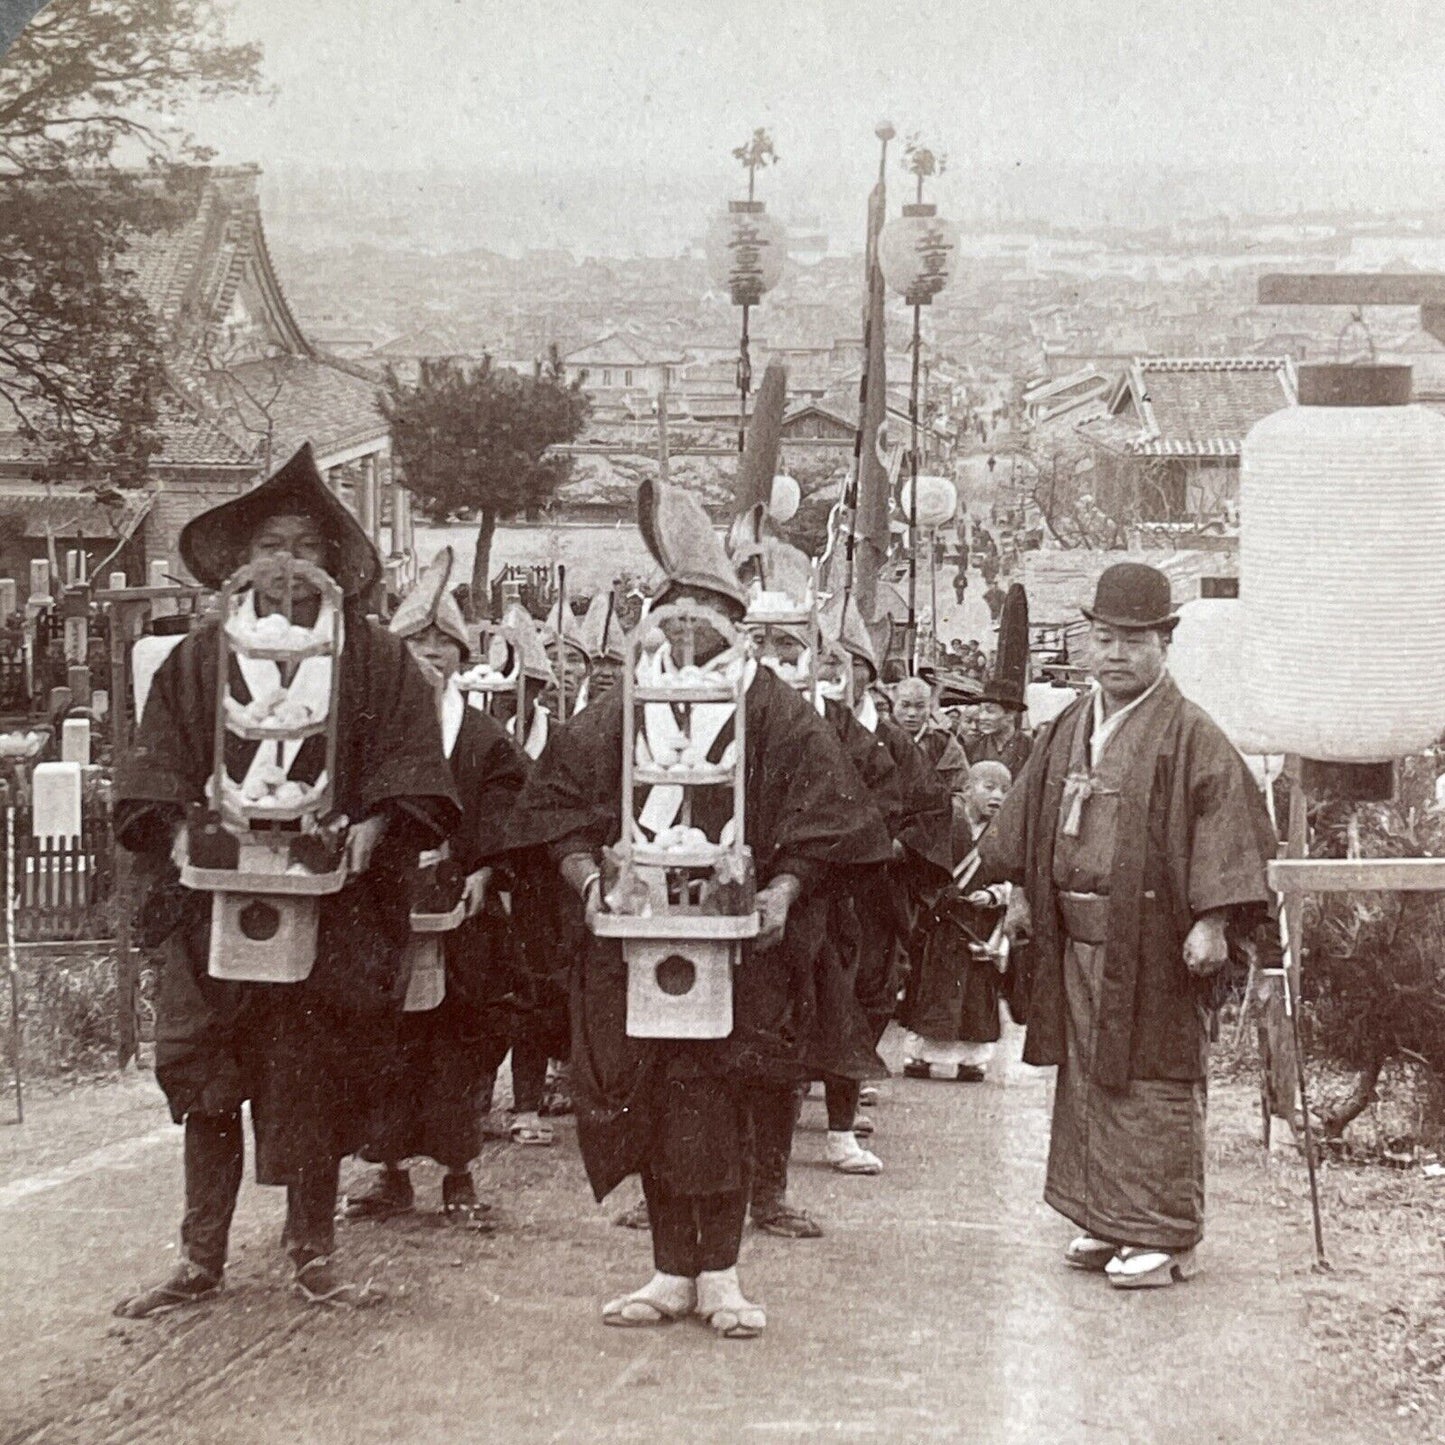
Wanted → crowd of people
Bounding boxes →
[110,445,1275,1336]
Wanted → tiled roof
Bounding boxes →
[1095,357,1296,458]
[199,355,387,464]
[0,481,154,539]
[0,392,255,470]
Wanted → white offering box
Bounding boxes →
[109,572,127,592]
[92,690,109,721]
[61,718,90,767]
[0,579,16,620]
[31,762,83,842]
[28,560,49,600]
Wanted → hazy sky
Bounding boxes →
[183,0,1445,201]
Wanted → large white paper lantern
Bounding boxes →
[1241,364,1445,762]
[900,474,957,530]
[705,200,785,307]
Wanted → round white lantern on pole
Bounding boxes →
[1241,363,1445,767]
[879,203,960,307]
[705,200,785,308]
[900,474,956,530]
[768,472,800,524]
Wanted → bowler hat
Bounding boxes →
[1082,562,1178,633]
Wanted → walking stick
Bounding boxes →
[6,795,22,1124]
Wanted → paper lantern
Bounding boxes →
[768,473,800,523]
[705,201,785,307]
[879,203,959,306]
[900,474,957,530]
[1241,364,1445,762]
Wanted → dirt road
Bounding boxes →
[0,1032,1400,1444]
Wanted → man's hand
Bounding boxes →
[169,820,188,871]
[1183,912,1230,977]
[755,874,802,953]
[346,815,388,875]
[559,852,601,923]
[463,867,493,920]
[1003,886,1031,940]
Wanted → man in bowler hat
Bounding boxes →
[982,563,1275,1289]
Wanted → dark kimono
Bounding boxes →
[821,704,953,1055]
[815,698,904,1080]
[900,804,1004,1048]
[114,610,459,1186]
[966,726,1033,779]
[363,705,528,1171]
[981,675,1274,1249]
[914,721,971,794]
[507,665,892,1201]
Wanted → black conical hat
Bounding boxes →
[179,443,381,596]
[984,582,1029,710]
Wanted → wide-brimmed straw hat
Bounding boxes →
[179,443,381,596]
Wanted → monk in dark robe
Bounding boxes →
[113,445,459,1315]
[891,673,970,794]
[343,549,528,1224]
[507,482,890,1337]
[965,684,1034,778]
[983,564,1274,1290]
[815,592,953,1173]
[902,760,1012,1081]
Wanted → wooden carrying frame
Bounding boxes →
[592,598,760,1039]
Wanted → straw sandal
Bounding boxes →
[114,1260,220,1319]
[602,1275,695,1328]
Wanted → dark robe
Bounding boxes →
[832,709,954,1046]
[981,675,1274,1248]
[966,726,1033,779]
[815,698,904,1079]
[914,721,971,794]
[507,665,891,1200]
[900,804,1004,1046]
[114,609,460,1186]
[363,704,529,1171]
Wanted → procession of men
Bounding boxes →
[112,443,1273,1334]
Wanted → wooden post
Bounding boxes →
[1259,762,1305,1141]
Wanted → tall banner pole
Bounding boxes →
[848,121,893,618]
[6,796,22,1124]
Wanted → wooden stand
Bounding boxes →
[180,562,349,984]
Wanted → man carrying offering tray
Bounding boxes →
[507,481,890,1338]
[113,444,459,1315]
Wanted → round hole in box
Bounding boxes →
[655,953,696,996]
[238,899,281,941]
